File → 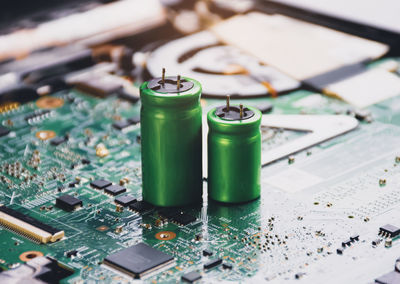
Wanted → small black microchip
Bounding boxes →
[56,195,83,211]
[115,195,137,207]
[341,239,352,247]
[158,209,196,225]
[104,185,126,196]
[354,109,371,121]
[69,180,79,188]
[204,258,222,270]
[81,158,90,165]
[375,271,400,284]
[66,250,78,258]
[90,179,112,189]
[171,212,196,226]
[112,120,132,131]
[117,88,139,103]
[158,208,181,219]
[128,116,140,125]
[254,101,273,113]
[222,263,232,270]
[104,242,174,278]
[50,136,67,146]
[182,271,202,283]
[0,126,10,137]
[203,249,213,256]
[350,234,359,242]
[379,224,400,238]
[129,200,153,214]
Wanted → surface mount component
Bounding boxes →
[182,271,202,283]
[140,73,202,207]
[375,271,400,284]
[104,185,126,196]
[169,212,196,226]
[0,205,64,243]
[56,195,82,211]
[0,125,10,137]
[129,200,153,214]
[379,224,400,238]
[112,120,132,131]
[204,258,223,270]
[50,136,67,146]
[157,208,196,224]
[207,98,262,203]
[90,179,112,189]
[103,242,174,279]
[115,195,137,207]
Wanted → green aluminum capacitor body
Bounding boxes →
[140,76,202,207]
[207,105,262,203]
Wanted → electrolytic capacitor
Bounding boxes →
[140,70,203,207]
[207,96,262,203]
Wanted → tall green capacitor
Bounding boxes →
[140,75,202,207]
[207,102,261,203]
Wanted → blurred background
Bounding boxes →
[0,0,400,108]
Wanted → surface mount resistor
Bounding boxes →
[140,71,203,207]
[207,97,262,203]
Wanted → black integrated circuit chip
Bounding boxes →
[222,263,232,270]
[69,180,79,188]
[90,179,112,189]
[375,271,400,284]
[0,126,10,137]
[128,116,140,125]
[129,200,153,214]
[81,158,90,165]
[112,120,132,131]
[158,209,196,225]
[204,258,222,270]
[50,136,67,146]
[182,271,202,283]
[56,195,83,211]
[113,116,140,131]
[104,185,126,196]
[115,195,137,207]
[66,250,78,258]
[103,242,174,278]
[172,212,196,226]
[379,224,400,238]
[117,88,139,103]
[158,208,181,219]
[253,101,273,113]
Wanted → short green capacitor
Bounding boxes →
[140,73,202,207]
[207,99,262,203]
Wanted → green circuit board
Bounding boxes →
[1,58,400,283]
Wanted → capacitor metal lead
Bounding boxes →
[207,97,262,203]
[140,72,202,207]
